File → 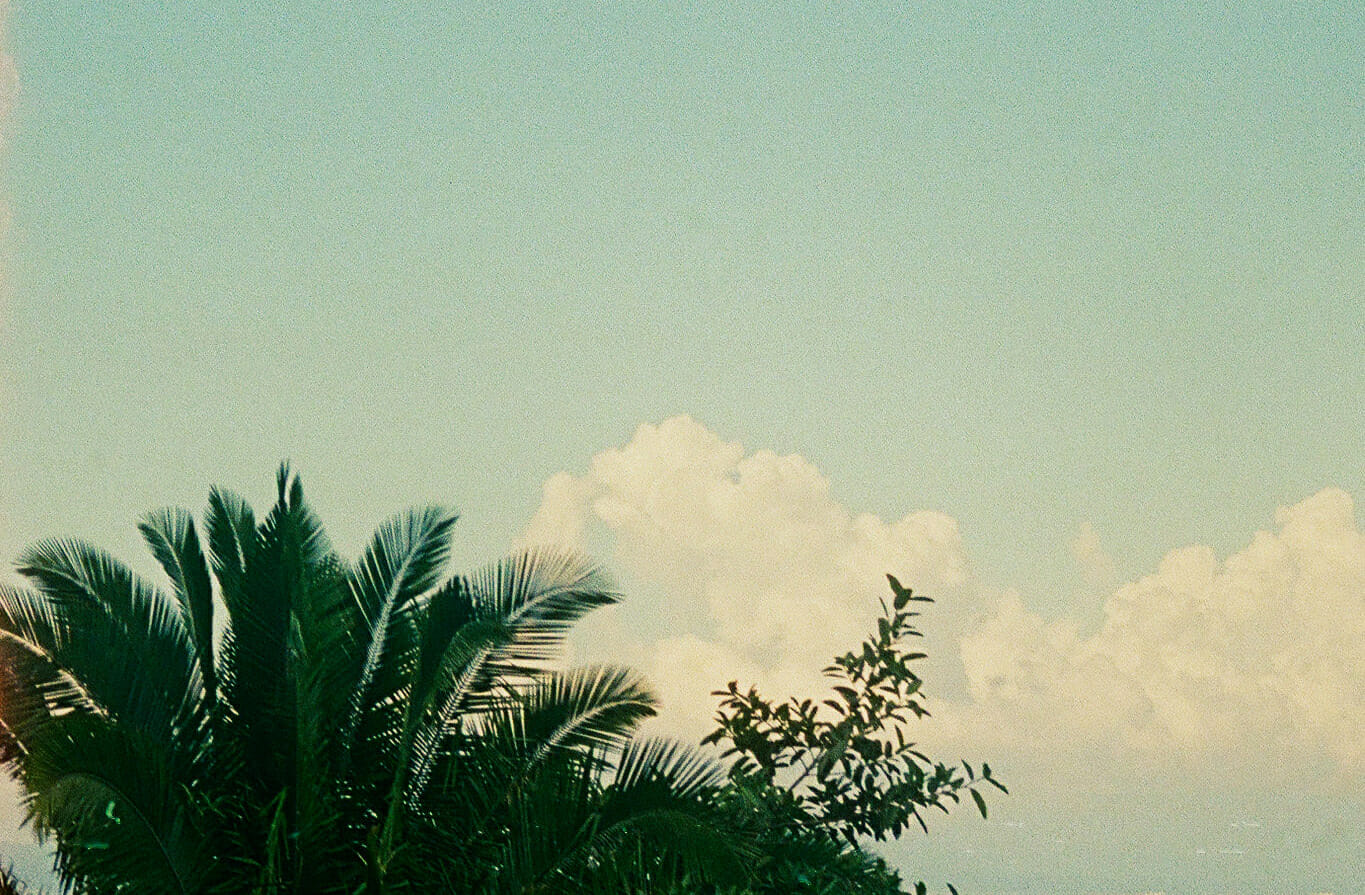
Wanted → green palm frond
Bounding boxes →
[413,550,621,814]
[138,509,217,704]
[217,466,329,799]
[484,665,658,766]
[203,487,256,607]
[341,507,458,761]
[399,611,514,807]
[467,549,619,675]
[23,714,205,895]
[492,755,600,894]
[289,551,367,879]
[609,738,726,804]
[433,666,659,888]
[506,740,742,895]
[407,577,480,717]
[13,541,202,748]
[0,582,67,660]
[586,740,744,889]
[0,631,93,762]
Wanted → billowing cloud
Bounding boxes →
[947,487,1364,780]
[523,415,974,736]
[525,417,1364,782]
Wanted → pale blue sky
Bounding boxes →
[2,3,1362,892]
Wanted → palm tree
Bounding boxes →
[0,466,740,894]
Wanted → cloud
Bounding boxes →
[525,417,1365,782]
[942,488,1364,781]
[523,415,974,736]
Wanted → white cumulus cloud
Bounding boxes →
[522,415,973,737]
[938,488,1364,781]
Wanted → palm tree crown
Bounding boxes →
[0,466,739,894]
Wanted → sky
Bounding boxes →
[1,2,1362,893]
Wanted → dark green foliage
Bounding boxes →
[0,466,742,894]
[703,575,1006,895]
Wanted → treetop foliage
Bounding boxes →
[703,575,1006,894]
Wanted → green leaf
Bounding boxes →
[971,788,988,819]
[887,574,912,609]
[833,685,860,705]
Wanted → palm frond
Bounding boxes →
[22,714,204,895]
[609,738,725,803]
[0,633,93,762]
[203,486,256,608]
[218,466,332,799]
[13,541,202,748]
[586,740,743,889]
[410,576,476,707]
[289,551,368,870]
[402,554,619,807]
[467,549,619,675]
[508,740,742,894]
[483,665,658,767]
[436,666,657,880]
[0,582,68,662]
[493,756,600,894]
[399,612,514,808]
[138,509,216,704]
[341,507,457,759]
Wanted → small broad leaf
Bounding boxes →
[887,573,912,608]
[971,788,988,819]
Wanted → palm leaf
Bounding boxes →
[203,486,256,608]
[138,509,217,703]
[341,507,457,764]
[218,465,331,802]
[399,580,513,803]
[467,549,619,677]
[519,740,741,893]
[0,631,93,763]
[483,665,658,768]
[22,714,205,895]
[13,540,202,748]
